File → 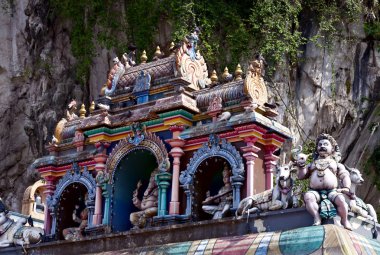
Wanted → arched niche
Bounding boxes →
[46,163,96,239]
[22,180,46,220]
[179,134,245,216]
[106,132,169,176]
[105,131,168,232]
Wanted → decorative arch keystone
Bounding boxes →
[179,134,245,214]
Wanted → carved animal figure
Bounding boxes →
[236,163,298,218]
[217,111,231,122]
[344,166,378,222]
[0,213,44,247]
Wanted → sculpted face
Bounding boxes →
[317,139,333,157]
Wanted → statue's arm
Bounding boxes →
[337,163,351,193]
[132,181,142,209]
[297,164,310,180]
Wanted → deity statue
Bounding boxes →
[130,168,159,229]
[122,44,137,68]
[62,198,88,241]
[185,27,200,61]
[202,164,233,219]
[66,100,78,121]
[295,133,352,230]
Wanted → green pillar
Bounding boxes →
[155,172,172,216]
[102,183,111,225]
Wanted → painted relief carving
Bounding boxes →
[128,122,146,146]
[105,57,126,96]
[243,55,268,106]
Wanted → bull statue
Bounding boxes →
[0,200,44,247]
[344,165,378,223]
[236,162,299,219]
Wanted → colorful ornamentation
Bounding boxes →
[243,56,268,106]
[105,57,125,96]
[128,122,146,146]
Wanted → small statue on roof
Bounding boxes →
[105,57,125,96]
[66,100,78,121]
[122,44,137,68]
[248,53,267,77]
[185,27,201,61]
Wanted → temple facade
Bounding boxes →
[32,34,291,239]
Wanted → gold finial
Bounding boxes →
[210,70,218,85]
[140,50,148,64]
[90,101,95,113]
[169,42,175,55]
[235,64,243,81]
[169,42,175,51]
[154,46,162,59]
[79,104,86,118]
[222,67,230,81]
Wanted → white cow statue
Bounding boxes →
[344,165,378,223]
[236,162,299,218]
[0,203,44,247]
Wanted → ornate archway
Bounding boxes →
[106,131,169,231]
[106,131,170,179]
[46,163,96,237]
[179,134,245,215]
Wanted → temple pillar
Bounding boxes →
[264,145,279,190]
[166,125,185,215]
[155,172,172,216]
[93,141,110,225]
[241,137,261,197]
[43,176,56,235]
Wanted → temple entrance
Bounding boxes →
[55,183,88,240]
[111,149,158,232]
[193,157,233,221]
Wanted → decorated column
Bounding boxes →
[43,175,57,235]
[166,125,185,215]
[264,145,280,190]
[93,141,110,225]
[155,171,172,216]
[241,137,261,197]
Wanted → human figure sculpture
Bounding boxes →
[130,168,158,229]
[202,165,233,219]
[295,133,352,230]
[186,27,200,61]
[62,200,88,241]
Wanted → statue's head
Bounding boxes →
[315,133,340,159]
[222,164,232,185]
[113,57,120,64]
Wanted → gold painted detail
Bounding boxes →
[90,101,95,113]
[106,132,169,178]
[234,64,243,81]
[79,104,86,118]
[243,60,268,106]
[141,50,148,64]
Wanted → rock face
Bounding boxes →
[0,1,379,211]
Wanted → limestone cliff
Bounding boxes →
[0,0,378,212]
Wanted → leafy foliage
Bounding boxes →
[49,0,371,85]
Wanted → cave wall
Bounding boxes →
[0,0,378,211]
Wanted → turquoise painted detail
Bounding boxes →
[158,109,193,120]
[102,184,111,225]
[155,172,172,216]
[256,232,274,255]
[279,225,324,255]
[152,241,192,254]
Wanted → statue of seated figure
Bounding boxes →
[202,165,233,219]
[130,168,159,229]
[62,201,88,241]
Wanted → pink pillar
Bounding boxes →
[43,176,56,234]
[264,145,279,190]
[93,141,110,225]
[166,125,185,215]
[241,137,261,197]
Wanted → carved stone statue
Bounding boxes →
[185,27,200,61]
[0,200,44,247]
[105,57,125,96]
[66,100,78,121]
[130,168,159,229]
[295,133,352,230]
[62,201,88,241]
[202,165,233,219]
[344,166,378,222]
[236,162,299,218]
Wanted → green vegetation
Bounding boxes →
[364,146,380,191]
[49,0,377,85]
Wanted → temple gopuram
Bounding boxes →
[1,31,379,254]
